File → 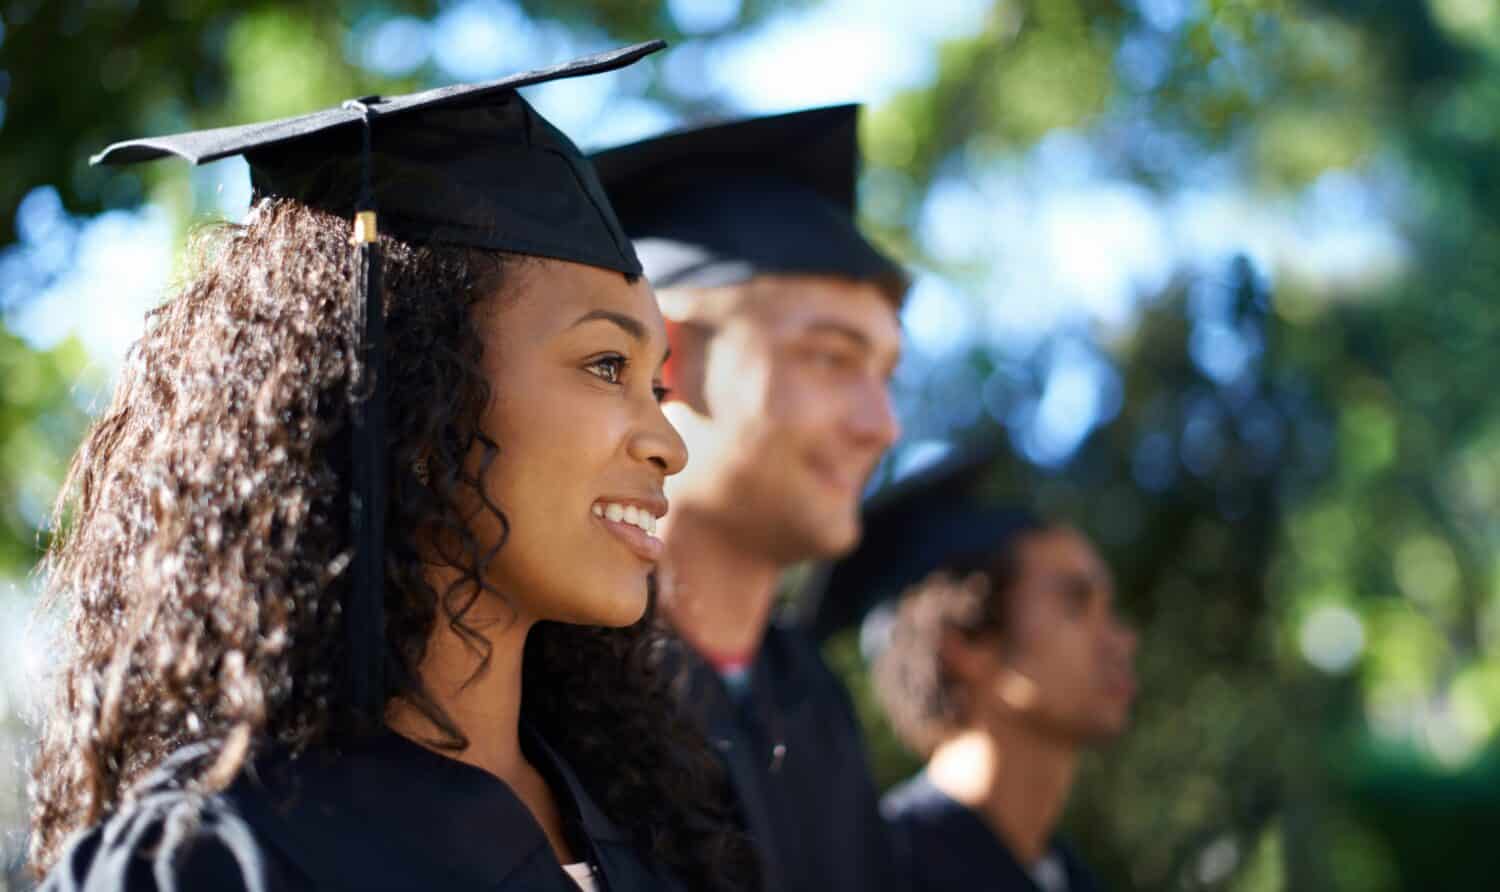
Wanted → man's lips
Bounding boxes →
[1105,673,1138,701]
[806,455,869,495]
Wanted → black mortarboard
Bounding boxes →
[591,104,909,301]
[93,41,658,274]
[91,41,665,725]
[795,443,1039,642]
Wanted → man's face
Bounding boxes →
[662,275,902,563]
[959,528,1139,745]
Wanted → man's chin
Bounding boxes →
[805,515,862,559]
[1086,710,1132,742]
[762,511,859,563]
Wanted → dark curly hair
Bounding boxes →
[28,198,754,890]
[871,516,1050,757]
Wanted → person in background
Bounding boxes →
[592,105,907,892]
[874,512,1137,892]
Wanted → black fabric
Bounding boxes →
[882,773,1102,892]
[91,41,660,276]
[671,621,897,892]
[40,730,688,892]
[592,105,908,299]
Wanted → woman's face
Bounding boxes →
[471,258,687,627]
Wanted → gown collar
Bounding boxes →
[227,724,627,889]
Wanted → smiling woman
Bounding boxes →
[459,262,683,628]
[26,45,753,892]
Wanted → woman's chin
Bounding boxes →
[561,578,650,628]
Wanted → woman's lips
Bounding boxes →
[596,514,664,563]
[591,499,666,564]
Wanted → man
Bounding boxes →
[593,105,906,892]
[870,505,1138,892]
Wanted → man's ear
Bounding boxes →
[939,629,987,686]
[942,628,1035,713]
[662,319,711,414]
[662,319,685,398]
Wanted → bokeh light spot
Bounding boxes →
[668,0,742,35]
[1300,604,1365,673]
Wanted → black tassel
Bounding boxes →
[345,99,386,726]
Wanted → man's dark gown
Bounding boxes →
[673,620,895,892]
[41,728,688,892]
[883,773,1101,892]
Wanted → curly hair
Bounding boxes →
[27,198,754,890]
[871,517,1049,758]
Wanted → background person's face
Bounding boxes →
[663,275,902,562]
[470,258,687,627]
[964,528,1139,744]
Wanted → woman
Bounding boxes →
[28,44,754,892]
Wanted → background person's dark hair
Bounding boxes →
[872,513,1051,758]
[27,198,754,891]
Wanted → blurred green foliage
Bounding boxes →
[2,0,1500,889]
[0,329,89,578]
[848,1,1500,889]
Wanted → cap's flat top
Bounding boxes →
[592,104,859,213]
[92,41,666,167]
[592,105,908,296]
[90,41,666,276]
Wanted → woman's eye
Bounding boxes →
[653,385,671,403]
[587,355,626,384]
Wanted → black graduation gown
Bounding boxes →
[882,773,1102,892]
[41,728,687,892]
[672,621,896,892]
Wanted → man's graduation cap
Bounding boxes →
[91,41,665,724]
[591,104,909,301]
[796,442,1039,643]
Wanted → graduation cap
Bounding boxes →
[591,104,909,302]
[795,441,1040,643]
[91,40,666,725]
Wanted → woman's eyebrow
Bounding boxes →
[570,309,647,342]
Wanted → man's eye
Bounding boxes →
[812,348,854,369]
[1063,583,1092,617]
[587,355,626,384]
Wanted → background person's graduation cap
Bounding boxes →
[591,104,909,301]
[794,441,1040,646]
[90,40,665,725]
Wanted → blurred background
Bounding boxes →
[2,0,1498,888]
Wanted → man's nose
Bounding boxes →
[846,374,901,449]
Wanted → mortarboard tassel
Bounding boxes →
[344,98,387,726]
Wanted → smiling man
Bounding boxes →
[594,106,907,892]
